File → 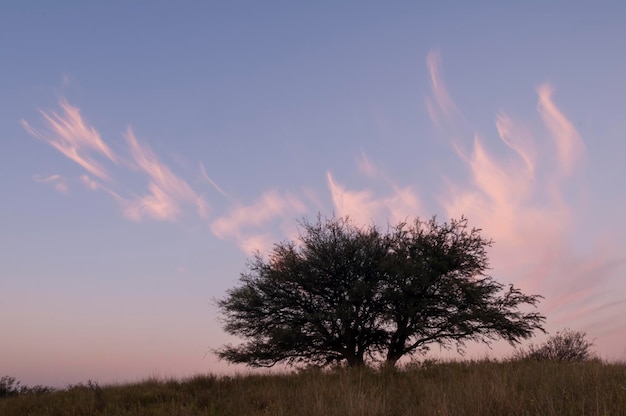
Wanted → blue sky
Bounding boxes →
[2,1,626,387]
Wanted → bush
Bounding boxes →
[20,384,56,395]
[0,376,55,399]
[514,329,595,362]
[0,376,21,399]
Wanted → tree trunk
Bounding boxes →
[346,353,365,368]
[385,356,401,368]
[344,329,365,368]
[385,342,404,366]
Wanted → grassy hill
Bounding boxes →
[2,359,626,416]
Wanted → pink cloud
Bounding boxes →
[537,85,586,176]
[495,113,537,177]
[425,50,458,126]
[442,132,558,252]
[23,100,210,224]
[21,100,116,180]
[427,54,622,337]
[200,162,231,199]
[33,174,69,194]
[122,129,209,222]
[80,174,100,191]
[327,170,421,227]
[211,190,309,254]
[441,87,590,297]
[356,150,379,178]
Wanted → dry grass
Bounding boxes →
[2,359,626,415]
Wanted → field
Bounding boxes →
[2,359,626,416]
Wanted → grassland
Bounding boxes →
[2,359,626,416]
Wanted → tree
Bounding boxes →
[216,215,545,368]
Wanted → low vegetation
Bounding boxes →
[2,357,625,416]
[514,328,596,362]
[0,375,54,398]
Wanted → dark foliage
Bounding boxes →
[0,376,20,399]
[514,329,595,362]
[0,376,54,399]
[216,215,545,368]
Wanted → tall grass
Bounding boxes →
[2,359,625,415]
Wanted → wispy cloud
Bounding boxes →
[80,174,100,191]
[356,150,379,178]
[537,85,586,177]
[495,113,536,177]
[327,154,422,227]
[211,190,309,254]
[440,85,588,292]
[23,99,209,224]
[33,174,69,194]
[426,52,620,333]
[425,50,458,126]
[22,100,116,180]
[200,162,231,199]
[122,128,209,222]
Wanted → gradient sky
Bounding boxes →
[2,1,626,387]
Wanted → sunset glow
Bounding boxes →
[2,2,626,387]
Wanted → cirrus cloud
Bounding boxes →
[426,50,622,338]
[21,100,116,180]
[22,100,209,224]
[122,128,209,222]
[211,190,309,254]
[33,174,69,194]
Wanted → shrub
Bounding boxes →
[0,376,55,398]
[514,329,595,362]
[0,376,21,399]
[21,384,55,395]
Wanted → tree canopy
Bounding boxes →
[216,215,545,368]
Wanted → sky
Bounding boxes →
[2,1,626,387]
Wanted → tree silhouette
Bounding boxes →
[216,215,545,368]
